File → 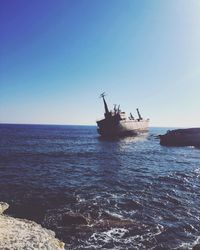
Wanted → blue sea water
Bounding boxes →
[0,124,200,249]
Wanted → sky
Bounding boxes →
[1,0,200,127]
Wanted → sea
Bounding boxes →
[0,124,200,250]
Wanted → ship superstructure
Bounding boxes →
[96,93,149,137]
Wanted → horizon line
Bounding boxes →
[0,122,196,129]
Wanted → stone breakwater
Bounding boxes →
[0,202,65,250]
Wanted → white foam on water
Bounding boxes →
[76,195,86,203]
[194,168,200,178]
[104,191,126,200]
[104,210,124,219]
[89,227,129,245]
[94,195,101,200]
[155,224,164,235]
[177,235,200,250]
[142,223,164,240]
[121,209,137,217]
[105,228,129,239]
[187,210,200,221]
[122,223,164,249]
[81,243,100,249]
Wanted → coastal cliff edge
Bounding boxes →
[0,202,65,250]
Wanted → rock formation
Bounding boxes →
[0,202,65,250]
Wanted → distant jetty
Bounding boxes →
[0,202,65,250]
[159,128,200,147]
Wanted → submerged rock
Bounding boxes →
[193,244,200,250]
[0,202,65,250]
[61,212,88,226]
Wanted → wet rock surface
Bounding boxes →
[43,205,145,249]
[193,244,200,250]
[61,212,88,226]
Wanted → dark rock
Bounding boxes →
[61,212,88,226]
[159,128,200,147]
[119,199,143,210]
[193,244,200,250]
[79,204,100,220]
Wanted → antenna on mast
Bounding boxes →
[99,92,109,116]
[100,92,106,98]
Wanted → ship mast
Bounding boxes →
[100,92,109,117]
[136,108,142,120]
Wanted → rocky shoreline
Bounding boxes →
[0,202,65,250]
[1,201,200,249]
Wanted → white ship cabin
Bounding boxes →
[119,112,126,120]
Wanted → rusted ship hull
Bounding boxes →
[97,119,149,137]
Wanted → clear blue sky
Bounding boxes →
[1,0,200,127]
